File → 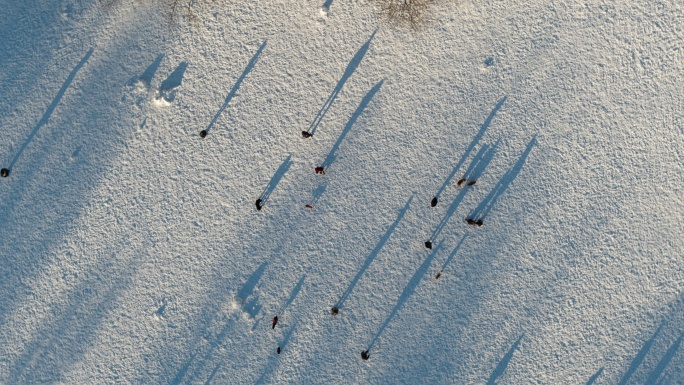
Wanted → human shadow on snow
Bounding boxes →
[319,80,383,172]
[467,135,536,223]
[257,154,293,210]
[333,194,413,312]
[254,322,299,385]
[435,234,468,278]
[432,96,507,206]
[305,29,377,137]
[171,259,276,385]
[486,335,523,385]
[615,315,684,385]
[204,40,267,135]
[364,241,443,355]
[585,367,603,385]
[428,142,498,244]
[4,48,93,174]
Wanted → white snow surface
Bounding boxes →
[0,1,682,384]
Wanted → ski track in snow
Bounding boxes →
[0,1,682,384]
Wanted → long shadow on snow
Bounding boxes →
[432,96,507,206]
[611,294,684,384]
[6,244,150,384]
[258,154,293,208]
[585,367,603,385]
[435,234,468,277]
[0,45,125,330]
[279,274,306,314]
[204,40,267,134]
[203,362,222,385]
[253,322,299,385]
[306,183,328,208]
[170,257,280,384]
[468,135,536,222]
[306,30,377,136]
[3,48,93,173]
[0,0,89,129]
[618,321,666,385]
[486,335,523,385]
[319,80,383,171]
[428,143,498,244]
[645,333,683,385]
[365,241,443,354]
[185,277,306,384]
[252,273,306,331]
[334,194,413,311]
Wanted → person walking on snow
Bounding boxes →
[315,166,325,175]
[272,316,279,329]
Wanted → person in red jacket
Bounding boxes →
[315,166,325,175]
[271,316,279,329]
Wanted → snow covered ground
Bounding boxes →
[0,0,682,383]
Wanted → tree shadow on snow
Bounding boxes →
[6,247,148,384]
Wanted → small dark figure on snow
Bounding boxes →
[272,316,279,329]
[0,168,8,178]
[305,204,313,209]
[277,346,281,354]
[331,307,339,316]
[361,350,370,360]
[315,166,325,175]
[302,131,312,138]
[431,197,438,207]
[476,219,484,227]
[256,199,263,211]
[457,178,466,186]
[425,240,433,249]
[467,180,477,186]
[465,218,477,225]
[199,130,207,138]
[434,270,442,280]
